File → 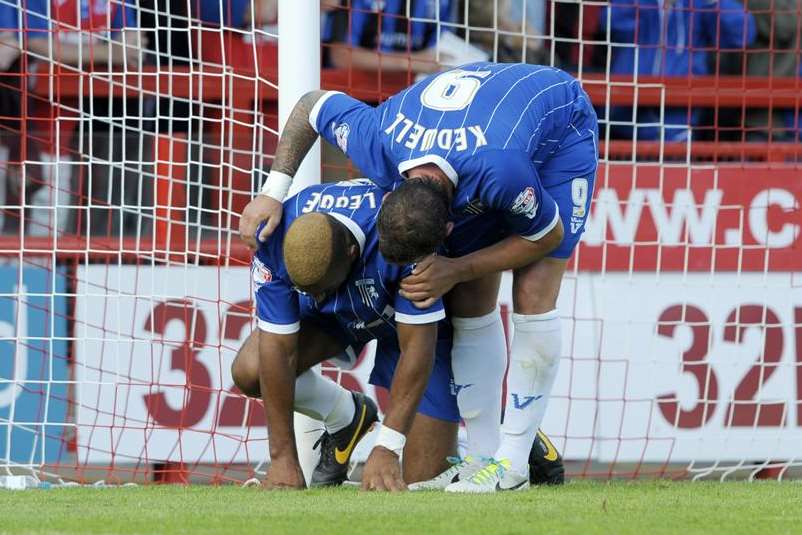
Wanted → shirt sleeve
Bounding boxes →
[252,256,301,334]
[309,91,390,189]
[479,151,560,241]
[393,265,446,325]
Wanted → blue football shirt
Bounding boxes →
[310,62,597,241]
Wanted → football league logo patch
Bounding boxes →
[333,122,350,153]
[510,186,538,219]
[251,258,272,287]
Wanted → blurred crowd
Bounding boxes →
[0,0,799,238]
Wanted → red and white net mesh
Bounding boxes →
[1,0,800,484]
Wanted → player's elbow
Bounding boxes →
[297,89,329,116]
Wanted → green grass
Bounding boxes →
[1,481,800,534]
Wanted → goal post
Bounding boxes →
[277,0,321,483]
[0,0,800,485]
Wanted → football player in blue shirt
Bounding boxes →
[232,179,460,490]
[240,62,596,492]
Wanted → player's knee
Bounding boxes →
[512,283,556,314]
[231,352,261,398]
[512,259,566,314]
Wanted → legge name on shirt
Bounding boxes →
[384,112,487,152]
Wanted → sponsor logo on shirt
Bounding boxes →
[510,186,538,219]
[333,122,350,153]
[251,258,272,287]
[383,112,487,152]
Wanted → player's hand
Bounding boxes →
[239,195,284,250]
[263,457,306,490]
[399,255,463,309]
[361,447,406,492]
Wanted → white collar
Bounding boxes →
[397,155,459,187]
[328,212,367,255]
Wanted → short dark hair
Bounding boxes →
[378,179,450,264]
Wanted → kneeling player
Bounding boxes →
[233,180,459,490]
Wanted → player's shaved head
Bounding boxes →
[378,179,450,265]
[283,213,358,297]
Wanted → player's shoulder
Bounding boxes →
[454,149,540,205]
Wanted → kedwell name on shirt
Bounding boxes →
[384,112,487,152]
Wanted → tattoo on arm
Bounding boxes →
[272,90,327,177]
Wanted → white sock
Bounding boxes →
[451,307,506,458]
[496,310,561,474]
[294,369,355,433]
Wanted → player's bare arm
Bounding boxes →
[239,90,327,248]
[258,329,306,490]
[400,221,564,307]
[361,322,438,492]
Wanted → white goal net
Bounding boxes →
[1,0,800,483]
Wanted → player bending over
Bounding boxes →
[240,62,596,492]
[233,179,460,490]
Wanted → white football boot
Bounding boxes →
[408,455,484,491]
[445,458,529,493]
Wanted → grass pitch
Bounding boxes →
[1,480,800,534]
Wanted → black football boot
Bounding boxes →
[310,392,379,487]
[529,428,566,485]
